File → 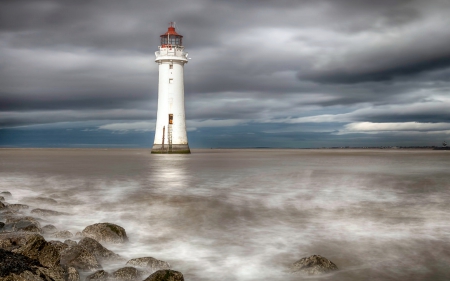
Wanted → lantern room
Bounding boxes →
[160,22,183,48]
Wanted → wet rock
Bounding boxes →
[64,239,77,247]
[0,222,4,230]
[23,196,58,205]
[0,232,29,251]
[78,237,123,262]
[49,240,69,254]
[0,248,45,280]
[60,244,102,272]
[11,234,60,268]
[290,254,338,275]
[0,201,6,210]
[111,267,142,281]
[86,269,110,281]
[7,204,29,211]
[65,266,80,281]
[82,223,128,244]
[126,257,170,273]
[42,224,58,234]
[5,216,41,225]
[53,230,74,239]
[143,270,184,281]
[31,208,67,216]
[2,217,42,233]
[0,191,12,198]
[0,196,5,202]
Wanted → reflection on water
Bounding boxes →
[1,149,450,280]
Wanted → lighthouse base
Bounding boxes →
[151,144,191,154]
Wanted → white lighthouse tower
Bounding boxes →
[152,23,190,154]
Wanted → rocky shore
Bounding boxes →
[0,191,339,280]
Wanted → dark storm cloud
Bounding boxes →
[1,0,450,147]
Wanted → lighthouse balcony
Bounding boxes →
[155,49,188,62]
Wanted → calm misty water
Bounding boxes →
[1,149,450,280]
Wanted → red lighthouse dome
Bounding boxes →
[160,22,183,48]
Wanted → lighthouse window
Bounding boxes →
[169,65,173,69]
[169,78,173,84]
[169,114,173,124]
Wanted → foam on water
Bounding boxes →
[1,149,450,280]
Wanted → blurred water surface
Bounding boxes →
[1,148,449,280]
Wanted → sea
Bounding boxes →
[0,148,449,280]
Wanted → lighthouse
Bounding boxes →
[151,23,190,154]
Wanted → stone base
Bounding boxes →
[151,144,191,154]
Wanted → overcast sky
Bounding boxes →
[1,0,450,148]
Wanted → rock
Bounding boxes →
[75,231,83,238]
[111,267,142,281]
[7,204,29,211]
[0,222,4,230]
[65,266,80,281]
[0,248,46,280]
[0,191,12,198]
[82,223,128,244]
[49,240,69,254]
[143,270,184,281]
[78,237,123,262]
[0,201,6,210]
[23,196,58,205]
[60,244,102,272]
[0,247,66,281]
[11,234,60,268]
[53,230,73,239]
[86,270,109,281]
[64,239,77,247]
[5,216,41,225]
[2,217,42,233]
[290,255,338,275]
[0,196,5,202]
[31,208,67,216]
[42,224,58,234]
[0,233,30,251]
[126,257,170,273]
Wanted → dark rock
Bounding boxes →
[0,191,12,198]
[6,204,29,211]
[0,222,4,230]
[42,224,58,234]
[86,269,109,281]
[0,248,42,279]
[0,246,66,281]
[53,230,73,239]
[0,201,6,210]
[126,257,170,273]
[11,234,60,268]
[290,255,338,275]
[60,244,102,272]
[31,208,67,216]
[0,196,5,202]
[49,240,69,254]
[2,217,42,234]
[82,223,128,244]
[78,237,123,262]
[64,239,77,247]
[112,267,142,281]
[143,270,184,281]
